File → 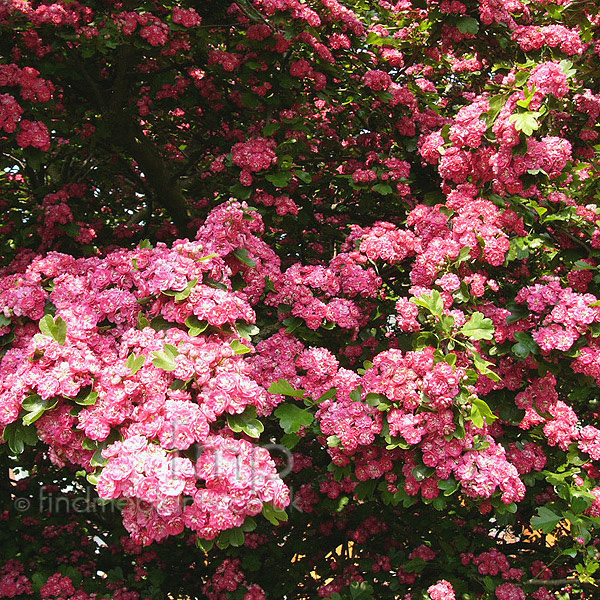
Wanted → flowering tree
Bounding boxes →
[1,0,600,599]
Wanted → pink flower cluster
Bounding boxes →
[15,119,50,151]
[448,97,489,148]
[171,7,202,27]
[195,201,281,303]
[231,137,277,172]
[115,11,169,46]
[0,93,23,133]
[0,64,54,102]
[515,277,600,352]
[456,442,525,503]
[350,222,420,264]
[267,251,380,330]
[427,579,456,600]
[304,349,383,452]
[359,347,525,504]
[253,191,299,216]
[363,69,392,91]
[529,62,569,99]
[208,50,241,72]
[512,25,584,56]
[405,189,510,295]
[99,435,288,545]
[0,560,32,598]
[40,574,75,599]
[0,202,293,545]
[202,559,266,600]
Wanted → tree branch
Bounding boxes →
[109,113,191,233]
[525,577,598,589]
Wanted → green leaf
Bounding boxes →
[505,303,529,324]
[262,122,279,136]
[242,517,257,532]
[571,492,593,514]
[265,172,292,188]
[438,477,460,496]
[91,448,108,467]
[0,315,10,327]
[174,278,197,302]
[31,572,47,593]
[469,397,497,428]
[558,59,577,78]
[485,95,508,126]
[472,353,500,382]
[442,353,457,367]
[39,314,67,345]
[294,170,312,184]
[185,316,209,337]
[151,344,179,371]
[531,506,562,534]
[164,343,178,355]
[2,422,38,454]
[354,479,377,501]
[274,403,314,434]
[139,239,152,249]
[349,387,362,402]
[150,316,175,332]
[372,183,392,195]
[72,387,98,406]
[460,312,494,340]
[21,394,58,415]
[268,379,305,398]
[229,183,253,200]
[366,32,389,46]
[440,314,455,332]
[231,339,252,354]
[196,538,214,552]
[241,91,260,108]
[509,111,542,136]
[21,394,58,425]
[412,464,435,482]
[349,581,374,600]
[469,402,484,428]
[137,314,150,330]
[317,388,337,403]
[262,502,288,525]
[126,353,145,375]
[233,248,257,268]
[574,260,595,270]
[81,437,98,450]
[86,472,99,485]
[411,289,444,317]
[512,331,539,359]
[456,16,479,34]
[281,432,301,449]
[228,527,245,547]
[402,557,427,573]
[242,554,262,572]
[236,322,259,340]
[283,316,302,334]
[227,411,264,438]
[366,392,389,409]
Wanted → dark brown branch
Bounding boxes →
[109,113,191,233]
[109,45,136,113]
[234,0,278,31]
[525,577,598,590]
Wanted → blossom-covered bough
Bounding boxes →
[1,0,600,599]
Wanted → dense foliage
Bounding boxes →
[1,0,600,598]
